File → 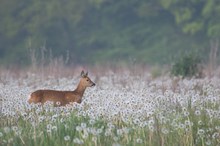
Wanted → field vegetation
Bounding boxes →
[0,67,220,146]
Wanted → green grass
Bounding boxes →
[0,105,219,146]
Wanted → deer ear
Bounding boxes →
[81,70,85,77]
[85,71,88,76]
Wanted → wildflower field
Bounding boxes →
[0,69,220,146]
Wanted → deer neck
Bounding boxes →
[74,82,87,97]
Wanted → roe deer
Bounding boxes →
[28,70,95,106]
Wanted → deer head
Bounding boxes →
[80,70,95,87]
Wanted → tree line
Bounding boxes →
[0,0,219,66]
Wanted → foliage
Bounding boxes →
[0,0,220,66]
[150,65,163,78]
[171,53,202,78]
[160,0,220,37]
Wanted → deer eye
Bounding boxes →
[86,79,89,81]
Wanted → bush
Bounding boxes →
[171,53,202,78]
[151,65,163,78]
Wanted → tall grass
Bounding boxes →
[0,69,220,146]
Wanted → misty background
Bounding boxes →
[0,0,219,67]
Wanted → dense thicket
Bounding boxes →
[0,0,220,66]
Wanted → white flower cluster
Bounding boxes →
[0,71,220,143]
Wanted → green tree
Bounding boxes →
[159,0,220,38]
[0,0,220,66]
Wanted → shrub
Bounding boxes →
[171,53,202,78]
[151,65,163,78]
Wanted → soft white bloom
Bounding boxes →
[113,136,119,142]
[46,124,52,130]
[11,126,18,132]
[55,101,61,106]
[38,116,45,122]
[183,111,190,117]
[64,135,70,141]
[89,119,95,125]
[105,129,112,136]
[76,126,82,132]
[195,110,201,116]
[52,126,57,131]
[136,138,143,143]
[81,123,87,129]
[179,124,185,129]
[82,131,89,139]
[149,126,155,131]
[205,140,211,145]
[198,120,203,125]
[92,136,97,142]
[184,120,192,126]
[116,129,123,136]
[161,127,169,134]
[197,129,205,135]
[3,127,10,133]
[212,132,219,139]
[73,138,84,144]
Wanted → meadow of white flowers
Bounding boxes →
[0,70,220,146]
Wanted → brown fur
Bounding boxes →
[28,70,95,106]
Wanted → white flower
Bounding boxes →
[82,131,89,139]
[89,119,95,125]
[212,132,219,139]
[76,126,82,132]
[12,126,18,131]
[52,126,57,131]
[149,126,154,131]
[97,128,103,134]
[148,119,154,125]
[205,140,211,145]
[136,138,143,144]
[64,135,70,141]
[105,129,112,136]
[183,111,190,116]
[113,136,119,142]
[14,130,22,136]
[198,120,203,125]
[3,127,10,133]
[185,120,191,126]
[116,129,123,136]
[56,101,61,106]
[161,127,169,134]
[197,129,205,135]
[46,124,52,130]
[92,136,97,142]
[195,110,201,116]
[73,138,84,144]
[38,116,45,123]
[81,123,87,129]
[179,124,185,129]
